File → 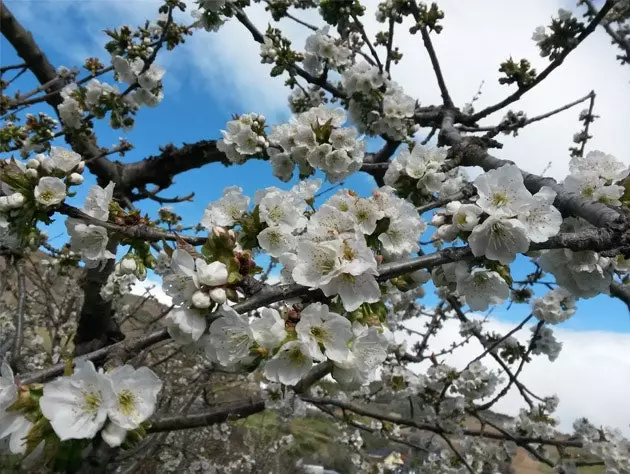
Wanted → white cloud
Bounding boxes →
[130,277,173,306]
[397,314,630,437]
[8,0,629,179]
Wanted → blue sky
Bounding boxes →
[2,0,629,334]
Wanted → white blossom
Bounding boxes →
[250,307,287,349]
[264,341,314,386]
[34,176,67,207]
[39,361,115,441]
[474,165,534,218]
[106,365,162,430]
[49,146,82,173]
[165,307,206,341]
[468,216,530,264]
[532,287,577,324]
[0,363,31,454]
[333,325,389,388]
[456,268,510,311]
[296,303,353,362]
[517,186,562,243]
[201,186,249,229]
[257,226,296,257]
[208,306,256,365]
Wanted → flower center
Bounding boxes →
[287,346,306,364]
[117,389,136,416]
[491,192,509,207]
[268,206,284,223]
[82,390,103,413]
[41,191,54,201]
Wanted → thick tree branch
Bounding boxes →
[439,110,626,229]
[147,398,266,432]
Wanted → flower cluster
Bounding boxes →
[384,143,465,204]
[161,248,231,342]
[40,361,161,446]
[432,165,562,264]
[532,287,576,324]
[191,0,236,33]
[266,105,365,183]
[65,182,116,268]
[216,113,268,164]
[302,26,352,76]
[2,147,85,210]
[206,302,389,389]
[538,218,613,298]
[342,61,418,140]
[216,105,367,183]
[280,185,425,310]
[111,55,166,108]
[58,55,165,130]
[563,150,628,206]
[0,360,161,455]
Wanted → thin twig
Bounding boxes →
[470,0,615,121]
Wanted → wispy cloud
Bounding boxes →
[8,0,629,179]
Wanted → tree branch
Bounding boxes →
[147,397,266,432]
[469,0,615,121]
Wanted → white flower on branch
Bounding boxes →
[39,360,115,441]
[201,186,250,229]
[34,176,66,207]
[259,189,308,231]
[569,150,629,182]
[532,287,577,324]
[296,303,353,363]
[257,226,296,258]
[106,365,162,430]
[165,307,206,342]
[332,325,389,389]
[303,26,351,76]
[538,248,612,298]
[250,307,287,350]
[48,146,82,173]
[208,306,256,365]
[468,216,530,264]
[0,363,32,454]
[474,164,534,218]
[264,341,314,386]
[517,186,562,243]
[65,182,115,267]
[456,268,510,311]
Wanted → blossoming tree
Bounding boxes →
[1,0,630,472]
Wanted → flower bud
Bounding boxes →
[8,192,25,209]
[25,168,38,179]
[192,290,211,309]
[431,214,445,226]
[209,287,227,304]
[213,226,228,239]
[68,173,84,185]
[39,158,53,174]
[26,158,40,169]
[120,257,137,274]
[101,422,127,448]
[75,161,85,173]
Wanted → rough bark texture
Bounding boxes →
[74,242,125,355]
